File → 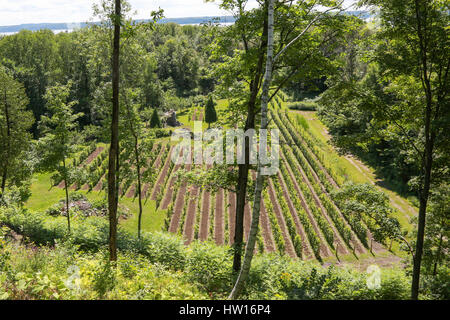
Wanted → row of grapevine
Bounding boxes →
[270,178,303,258]
[272,108,368,253]
[278,160,322,260]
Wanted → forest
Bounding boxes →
[0,0,448,302]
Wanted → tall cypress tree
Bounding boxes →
[150,108,161,128]
[204,96,218,129]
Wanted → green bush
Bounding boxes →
[186,241,233,294]
[287,100,318,111]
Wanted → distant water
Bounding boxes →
[0,23,234,36]
[0,29,73,36]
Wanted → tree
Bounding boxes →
[229,0,275,299]
[150,108,161,128]
[229,0,348,299]
[108,0,122,262]
[121,89,155,238]
[0,67,34,198]
[209,0,352,273]
[361,0,449,299]
[421,183,449,277]
[204,95,218,128]
[332,182,407,251]
[37,82,83,233]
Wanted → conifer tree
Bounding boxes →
[204,96,217,129]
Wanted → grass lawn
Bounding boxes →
[26,167,166,235]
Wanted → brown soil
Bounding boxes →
[267,179,298,258]
[93,174,106,191]
[141,144,167,198]
[169,164,191,233]
[259,198,276,253]
[85,147,104,165]
[150,147,174,200]
[335,254,403,271]
[160,163,183,210]
[214,188,225,245]
[126,184,136,198]
[250,171,275,253]
[199,188,211,241]
[58,146,104,188]
[183,185,199,245]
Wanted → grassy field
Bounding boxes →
[26,172,166,235]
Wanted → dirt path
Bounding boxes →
[214,188,225,245]
[150,147,174,200]
[168,164,191,234]
[125,184,136,198]
[199,188,211,241]
[335,254,403,271]
[267,179,297,258]
[277,172,314,260]
[259,199,276,253]
[85,147,104,165]
[93,174,105,191]
[250,171,276,253]
[160,163,183,209]
[183,185,199,245]
[141,144,167,198]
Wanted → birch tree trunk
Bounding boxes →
[228,0,275,300]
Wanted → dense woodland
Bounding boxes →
[0,0,448,301]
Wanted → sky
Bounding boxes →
[0,0,358,27]
[0,0,254,26]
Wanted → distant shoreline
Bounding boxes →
[0,11,371,35]
[0,16,236,34]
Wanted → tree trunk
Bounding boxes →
[62,157,71,234]
[229,0,274,299]
[411,0,436,300]
[108,0,121,263]
[232,7,269,273]
[1,90,11,195]
[135,138,143,239]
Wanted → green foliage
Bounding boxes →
[149,108,161,128]
[186,241,233,294]
[0,66,34,193]
[287,100,318,111]
[204,96,218,127]
[332,182,402,245]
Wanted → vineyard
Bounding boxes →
[56,99,396,263]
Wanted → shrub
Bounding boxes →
[186,241,233,293]
[287,100,318,111]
